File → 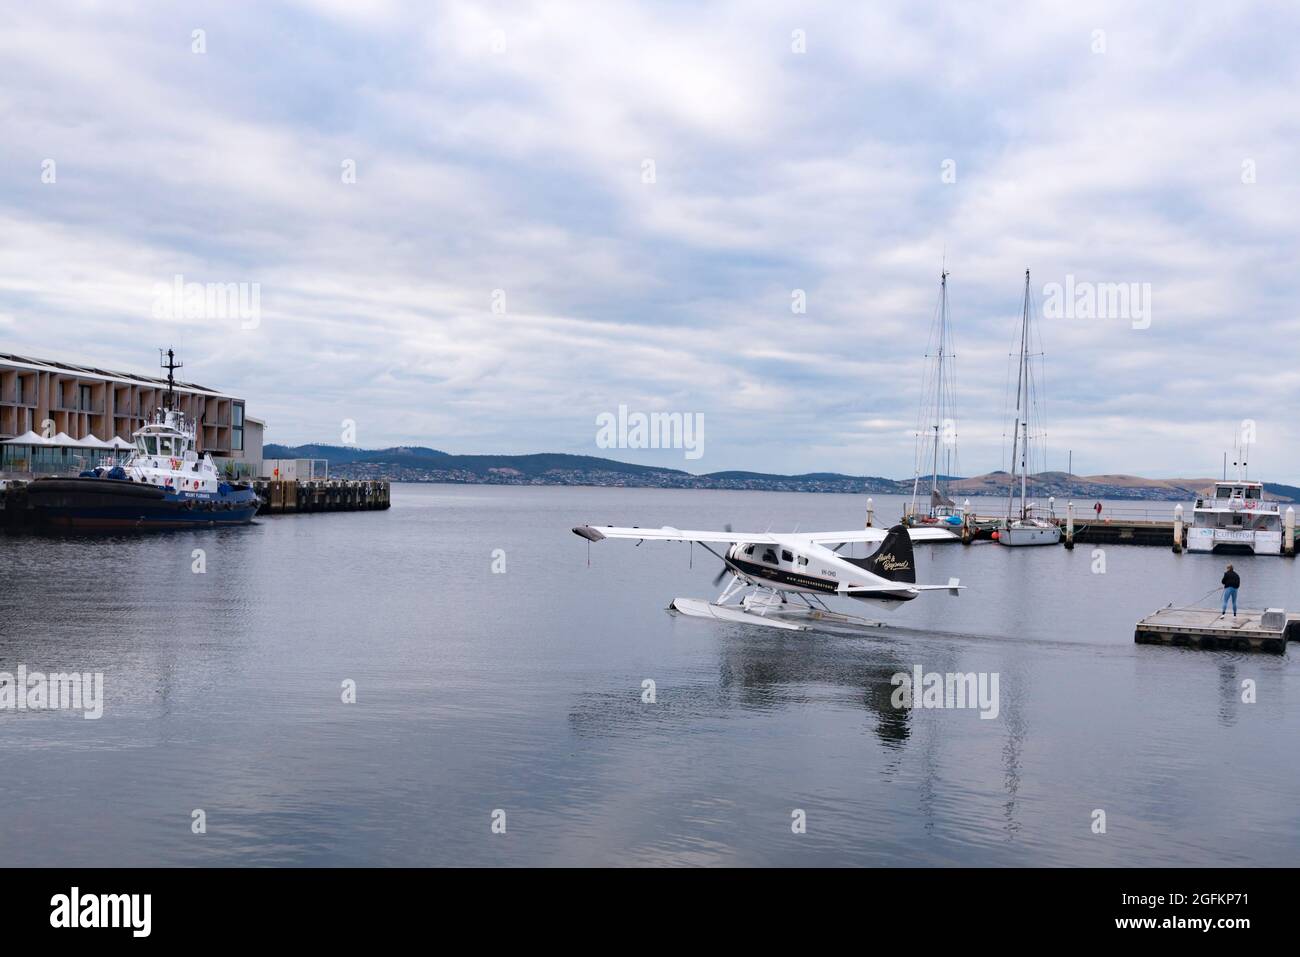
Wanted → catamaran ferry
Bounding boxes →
[1186,480,1282,555]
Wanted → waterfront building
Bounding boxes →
[0,352,263,476]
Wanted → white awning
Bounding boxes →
[108,436,135,449]
[3,430,49,445]
[78,434,113,448]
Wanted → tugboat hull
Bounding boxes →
[27,478,260,530]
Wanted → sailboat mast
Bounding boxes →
[1019,271,1031,517]
[931,269,948,501]
[1007,270,1030,519]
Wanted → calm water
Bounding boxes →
[1,484,1297,866]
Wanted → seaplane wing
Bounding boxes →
[572,525,774,544]
[571,525,958,547]
[801,526,958,547]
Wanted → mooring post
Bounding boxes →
[1286,505,1295,556]
[1173,503,1184,553]
[961,498,972,545]
[1064,500,1074,550]
[865,497,874,528]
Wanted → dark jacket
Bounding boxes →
[1222,570,1241,589]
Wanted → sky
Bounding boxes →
[2,1,1298,479]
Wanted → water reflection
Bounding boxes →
[1,485,1297,866]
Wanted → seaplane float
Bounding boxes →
[572,521,962,632]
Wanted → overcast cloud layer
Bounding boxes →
[2,1,1298,478]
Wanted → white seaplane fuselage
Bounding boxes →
[720,537,920,603]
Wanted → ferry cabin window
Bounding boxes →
[1216,486,1232,498]
[1246,487,1261,499]
[761,548,779,565]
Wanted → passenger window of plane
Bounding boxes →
[761,549,779,565]
[781,550,793,563]
[797,556,808,566]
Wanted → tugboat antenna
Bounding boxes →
[159,348,183,411]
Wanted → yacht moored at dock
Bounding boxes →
[998,269,1060,547]
[903,267,963,540]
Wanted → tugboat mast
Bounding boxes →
[159,348,183,412]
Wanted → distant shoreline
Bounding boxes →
[378,480,1221,504]
[265,444,1298,503]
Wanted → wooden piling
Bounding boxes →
[249,479,390,516]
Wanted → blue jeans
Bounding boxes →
[1222,586,1238,615]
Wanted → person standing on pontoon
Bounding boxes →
[1221,564,1240,617]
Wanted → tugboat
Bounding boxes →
[26,350,261,530]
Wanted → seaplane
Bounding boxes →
[572,521,963,632]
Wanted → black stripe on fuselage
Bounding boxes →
[727,557,915,601]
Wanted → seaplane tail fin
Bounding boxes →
[845,524,916,584]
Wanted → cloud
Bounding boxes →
[1,1,1298,477]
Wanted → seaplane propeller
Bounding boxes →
[709,524,735,586]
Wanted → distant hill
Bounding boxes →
[260,444,1298,501]
[1263,481,1300,501]
[946,470,1218,500]
[263,443,448,464]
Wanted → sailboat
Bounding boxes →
[906,268,963,537]
[999,269,1061,547]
